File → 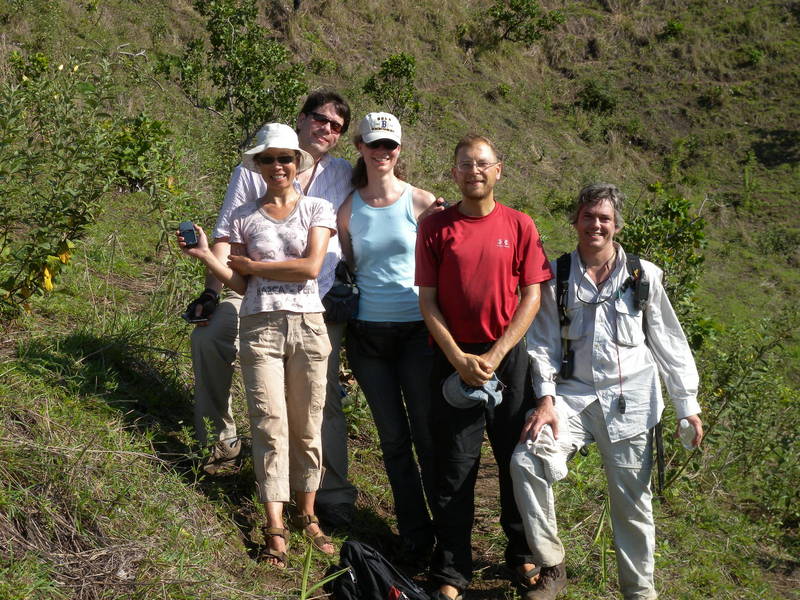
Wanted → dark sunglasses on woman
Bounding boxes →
[255,154,296,165]
[365,139,399,151]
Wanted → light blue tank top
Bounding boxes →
[350,184,422,322]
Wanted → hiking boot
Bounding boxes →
[202,438,241,475]
[523,562,566,600]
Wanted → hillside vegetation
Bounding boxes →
[0,0,798,598]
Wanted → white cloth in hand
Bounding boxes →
[525,403,571,483]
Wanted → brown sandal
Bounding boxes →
[516,564,541,589]
[260,526,289,567]
[292,514,335,554]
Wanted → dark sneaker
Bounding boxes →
[315,502,354,530]
[523,562,567,600]
[202,438,241,475]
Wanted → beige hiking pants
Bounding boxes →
[239,311,331,503]
[511,400,658,600]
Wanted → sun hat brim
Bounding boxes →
[241,123,316,174]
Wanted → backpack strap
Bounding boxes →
[555,253,573,380]
[556,253,571,327]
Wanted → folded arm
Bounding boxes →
[227,226,333,281]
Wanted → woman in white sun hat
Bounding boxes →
[337,112,440,558]
[178,123,337,567]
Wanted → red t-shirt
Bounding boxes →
[416,202,553,343]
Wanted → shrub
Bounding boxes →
[618,183,711,348]
[659,19,684,40]
[739,45,765,67]
[168,0,308,147]
[109,114,175,194]
[0,52,177,313]
[486,0,565,46]
[362,53,422,124]
[696,312,800,528]
[698,85,727,110]
[576,80,617,115]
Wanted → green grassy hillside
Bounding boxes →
[1,0,798,598]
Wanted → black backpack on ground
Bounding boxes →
[323,540,430,600]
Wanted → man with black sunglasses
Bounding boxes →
[185,90,358,530]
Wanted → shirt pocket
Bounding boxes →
[614,296,645,347]
[562,304,586,341]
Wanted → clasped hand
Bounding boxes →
[453,350,502,387]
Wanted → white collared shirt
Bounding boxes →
[212,155,352,296]
[527,245,701,442]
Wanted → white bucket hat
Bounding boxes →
[242,123,315,174]
[358,112,402,145]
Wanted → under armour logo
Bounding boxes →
[496,238,510,248]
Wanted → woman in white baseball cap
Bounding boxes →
[178,122,337,567]
[337,112,440,558]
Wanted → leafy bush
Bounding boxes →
[109,114,175,194]
[0,52,177,313]
[739,45,765,67]
[576,80,617,115]
[362,53,422,124]
[698,85,727,109]
[486,0,565,46]
[695,312,800,528]
[619,183,711,348]
[184,0,308,146]
[659,19,684,40]
[458,0,564,55]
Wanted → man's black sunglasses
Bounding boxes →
[309,111,344,133]
[365,139,399,151]
[254,154,296,165]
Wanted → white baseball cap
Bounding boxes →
[242,123,315,174]
[358,112,402,145]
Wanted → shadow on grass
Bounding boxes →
[16,328,404,566]
[752,128,800,167]
[15,329,266,540]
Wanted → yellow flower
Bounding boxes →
[58,250,71,264]
[43,267,54,292]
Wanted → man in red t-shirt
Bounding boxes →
[416,134,553,600]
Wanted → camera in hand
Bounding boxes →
[181,311,208,324]
[178,221,199,248]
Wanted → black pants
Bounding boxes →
[346,320,436,548]
[429,338,536,590]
